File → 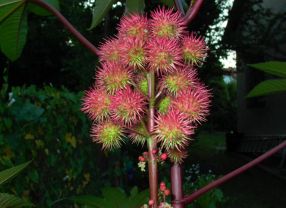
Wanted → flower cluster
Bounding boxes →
[82,7,211,162]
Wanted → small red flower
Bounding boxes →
[91,121,124,150]
[155,110,194,150]
[150,7,185,39]
[98,37,122,63]
[164,189,171,196]
[182,33,208,66]
[172,85,211,123]
[96,62,133,94]
[152,149,158,154]
[138,156,145,162]
[160,182,166,191]
[160,153,168,161]
[160,66,198,96]
[81,87,111,121]
[111,87,146,126]
[147,38,181,73]
[118,14,148,41]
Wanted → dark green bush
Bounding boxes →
[0,84,108,207]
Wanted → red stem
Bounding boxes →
[147,71,158,207]
[184,0,204,24]
[29,0,99,56]
[171,163,184,208]
[179,140,286,205]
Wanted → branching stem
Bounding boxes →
[29,0,99,56]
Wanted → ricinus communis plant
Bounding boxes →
[81,7,211,208]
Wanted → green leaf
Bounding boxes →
[28,0,60,16]
[125,0,145,14]
[247,79,286,97]
[89,0,115,30]
[0,0,28,61]
[161,0,175,7]
[0,193,33,207]
[249,61,286,78]
[0,161,30,186]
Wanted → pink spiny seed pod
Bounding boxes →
[172,85,211,124]
[150,7,186,39]
[81,87,111,121]
[111,87,146,126]
[149,199,154,206]
[118,14,149,41]
[155,110,194,150]
[98,37,121,63]
[160,66,198,96]
[182,33,208,66]
[128,122,148,146]
[96,62,133,94]
[91,121,124,150]
[121,38,146,68]
[167,148,188,164]
[164,189,171,196]
[147,38,181,73]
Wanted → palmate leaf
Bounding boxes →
[249,61,286,78]
[0,161,30,185]
[89,0,115,30]
[0,0,59,61]
[0,193,33,208]
[247,79,286,98]
[125,0,145,14]
[28,0,59,16]
[0,0,28,61]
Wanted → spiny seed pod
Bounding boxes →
[182,33,208,66]
[128,122,148,146]
[155,110,194,150]
[81,87,111,121]
[136,73,148,96]
[147,38,181,73]
[158,96,172,114]
[91,121,124,150]
[172,85,211,124]
[97,62,133,94]
[121,38,146,69]
[98,37,121,63]
[150,7,185,39]
[111,87,146,126]
[167,148,188,164]
[160,66,198,96]
[118,14,148,41]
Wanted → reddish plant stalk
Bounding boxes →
[178,140,286,205]
[184,0,204,24]
[29,0,99,56]
[147,71,158,207]
[171,163,184,208]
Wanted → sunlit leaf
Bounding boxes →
[0,193,34,208]
[247,79,286,97]
[249,61,286,78]
[89,0,115,30]
[0,161,30,186]
[125,0,145,14]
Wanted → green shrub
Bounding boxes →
[0,84,105,207]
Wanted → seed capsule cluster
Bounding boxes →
[82,8,211,162]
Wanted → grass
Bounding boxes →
[186,131,286,208]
